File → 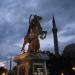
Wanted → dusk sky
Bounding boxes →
[0,0,75,68]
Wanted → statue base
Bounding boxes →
[14,52,49,75]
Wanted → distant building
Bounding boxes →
[63,43,75,58]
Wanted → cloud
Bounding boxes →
[58,22,75,42]
[0,0,75,64]
[0,61,5,67]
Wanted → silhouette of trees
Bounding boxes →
[46,44,75,75]
[63,43,75,58]
[0,67,8,75]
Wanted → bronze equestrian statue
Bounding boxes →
[21,15,47,53]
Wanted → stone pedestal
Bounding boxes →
[14,52,49,75]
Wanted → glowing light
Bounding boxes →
[72,67,75,71]
[2,72,8,75]
[61,72,64,75]
[2,73,6,75]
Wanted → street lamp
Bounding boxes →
[72,67,75,71]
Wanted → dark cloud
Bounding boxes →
[0,0,75,63]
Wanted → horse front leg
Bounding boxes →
[21,42,25,52]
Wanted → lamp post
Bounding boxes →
[10,56,12,75]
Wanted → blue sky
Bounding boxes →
[0,0,75,68]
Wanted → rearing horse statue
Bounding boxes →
[21,15,47,53]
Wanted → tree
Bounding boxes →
[0,67,8,75]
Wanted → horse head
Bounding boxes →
[29,15,47,39]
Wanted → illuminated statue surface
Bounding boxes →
[14,15,49,75]
[21,15,47,53]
